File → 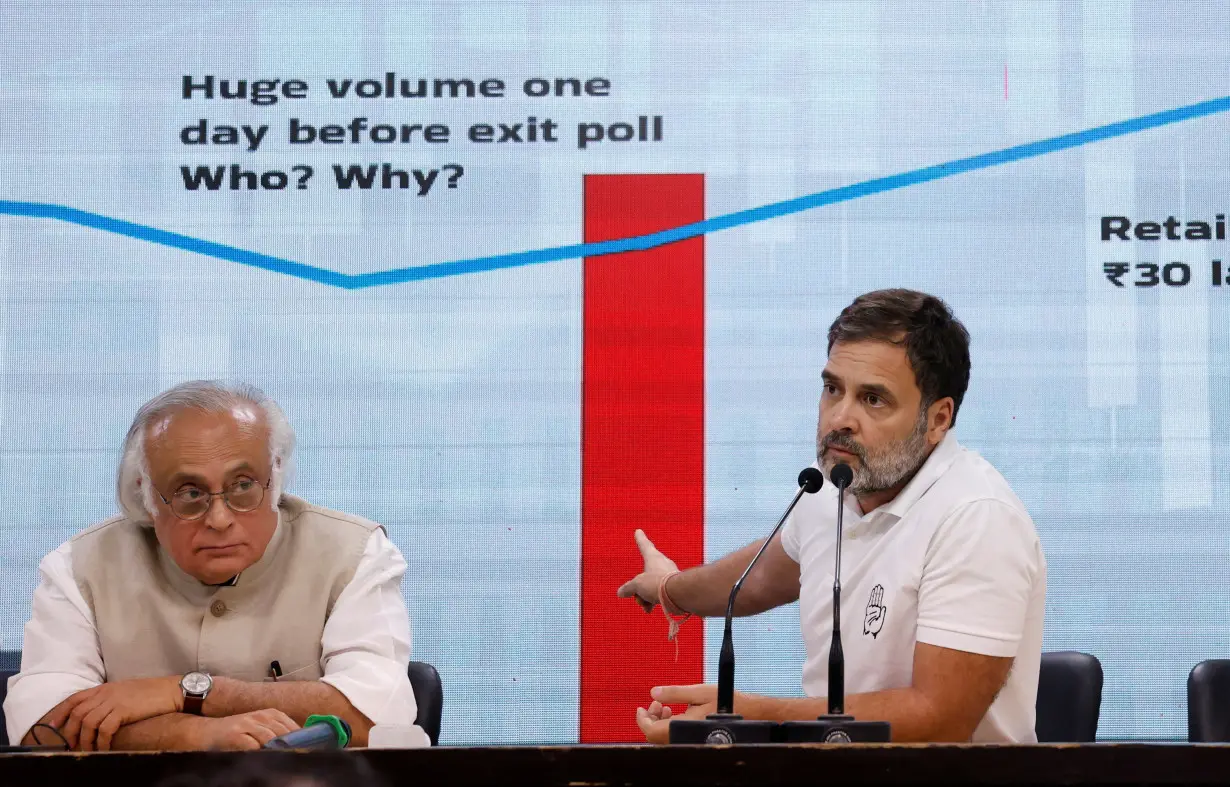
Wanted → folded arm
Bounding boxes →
[53,707,202,750]
[22,678,322,751]
[203,677,372,744]
[107,709,299,751]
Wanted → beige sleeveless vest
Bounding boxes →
[71,494,378,683]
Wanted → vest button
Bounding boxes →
[210,600,227,617]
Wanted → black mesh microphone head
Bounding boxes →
[797,467,824,493]
[830,462,854,490]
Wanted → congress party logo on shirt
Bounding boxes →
[864,584,887,639]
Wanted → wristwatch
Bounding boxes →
[180,671,213,715]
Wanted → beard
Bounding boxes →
[816,408,932,496]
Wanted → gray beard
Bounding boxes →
[816,408,932,496]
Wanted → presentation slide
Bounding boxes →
[1,1,1227,743]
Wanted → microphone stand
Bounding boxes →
[669,469,822,744]
[780,463,890,743]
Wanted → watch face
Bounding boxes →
[181,672,212,694]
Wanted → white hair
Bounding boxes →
[116,380,296,524]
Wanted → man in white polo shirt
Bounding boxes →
[618,288,1046,743]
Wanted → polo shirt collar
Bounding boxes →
[868,430,962,522]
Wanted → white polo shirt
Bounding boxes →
[780,431,1046,743]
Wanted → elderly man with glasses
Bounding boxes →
[3,381,416,751]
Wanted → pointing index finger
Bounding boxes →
[634,529,660,558]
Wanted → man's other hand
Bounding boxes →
[52,676,182,751]
[194,709,300,750]
[635,684,720,744]
[616,529,680,612]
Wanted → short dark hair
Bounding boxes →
[827,289,971,425]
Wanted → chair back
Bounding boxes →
[0,649,20,746]
[409,660,443,746]
[1035,650,1103,742]
[1188,659,1230,742]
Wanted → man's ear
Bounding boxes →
[926,397,954,445]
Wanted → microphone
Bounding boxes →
[670,467,824,744]
[263,714,352,749]
[779,461,890,743]
[828,462,854,714]
[715,467,824,716]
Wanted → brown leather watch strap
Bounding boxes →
[183,693,205,715]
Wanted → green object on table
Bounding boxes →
[305,714,350,748]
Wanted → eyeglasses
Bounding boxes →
[157,477,271,521]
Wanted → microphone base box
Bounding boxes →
[669,714,892,745]
[780,715,891,743]
[669,714,778,744]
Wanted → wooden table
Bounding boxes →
[2,743,1227,785]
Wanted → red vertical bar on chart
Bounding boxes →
[580,174,706,742]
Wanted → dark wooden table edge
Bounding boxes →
[4,742,1230,786]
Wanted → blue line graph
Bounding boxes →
[2,96,1228,290]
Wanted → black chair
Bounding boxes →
[0,671,15,746]
[0,649,18,746]
[1035,651,1103,742]
[408,660,443,746]
[1188,659,1230,742]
